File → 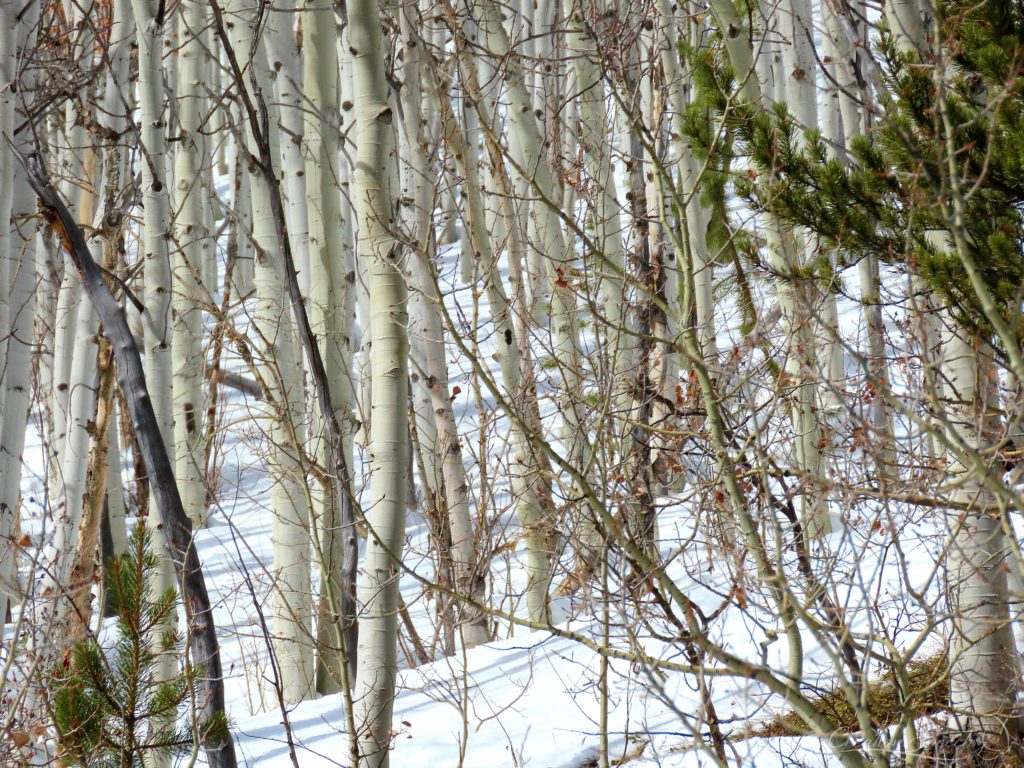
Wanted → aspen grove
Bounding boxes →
[2,0,1024,765]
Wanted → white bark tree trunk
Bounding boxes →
[131,2,183,743]
[467,0,594,617]
[173,0,212,529]
[225,0,315,704]
[922,231,1020,744]
[302,0,358,694]
[943,324,1020,740]
[264,8,312,299]
[705,0,834,538]
[400,7,488,647]
[349,0,409,757]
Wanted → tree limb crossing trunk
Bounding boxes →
[16,148,238,768]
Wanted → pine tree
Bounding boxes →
[728,0,1024,757]
[50,522,228,768]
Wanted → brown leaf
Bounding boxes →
[9,730,30,750]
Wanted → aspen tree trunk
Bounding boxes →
[468,0,592,617]
[35,219,60,453]
[395,2,443,584]
[94,0,132,584]
[918,223,1020,750]
[768,50,830,540]
[51,103,87,458]
[0,0,40,624]
[528,0,559,329]
[173,0,212,529]
[0,2,12,435]
[102,397,130,619]
[563,0,628,575]
[264,9,312,298]
[302,0,359,694]
[25,248,100,723]
[35,251,100,643]
[942,325,1020,743]
[261,16,311,423]
[443,37,557,621]
[67,326,116,643]
[655,0,717,362]
[228,123,256,298]
[781,0,845,409]
[350,0,410,757]
[131,1,180,756]
[224,0,314,704]
[200,20,220,296]
[26,5,106,695]
[105,410,129,557]
[637,34,678,494]
[46,303,99,558]
[0,0,18,624]
[0,213,35,627]
[400,6,488,647]
[341,21,374,450]
[821,0,895,475]
[704,0,833,538]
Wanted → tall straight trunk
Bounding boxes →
[228,120,256,298]
[465,0,593,618]
[51,99,90,460]
[563,0,630,574]
[0,216,35,627]
[130,3,180,757]
[0,1,12,434]
[942,326,1019,742]
[66,327,117,642]
[173,0,212,529]
[302,0,358,694]
[400,6,487,648]
[224,0,314,704]
[340,24,373,450]
[781,0,845,410]
[703,0,833,538]
[27,31,105,673]
[131,0,180,714]
[36,270,99,626]
[655,0,717,361]
[922,230,1020,746]
[105,405,129,558]
[350,0,409,759]
[822,0,895,476]
[0,0,31,626]
[264,10,312,299]
[441,34,556,621]
[52,0,96,437]
[637,34,677,496]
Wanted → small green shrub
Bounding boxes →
[50,521,224,767]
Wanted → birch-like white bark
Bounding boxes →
[302,0,357,694]
[0,0,40,625]
[821,0,895,474]
[173,0,212,529]
[703,0,833,537]
[470,0,591,614]
[923,232,1020,741]
[400,10,488,647]
[349,0,409,756]
[264,7,312,299]
[131,2,184,738]
[225,0,314,703]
